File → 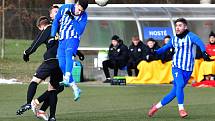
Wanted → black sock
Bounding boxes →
[27,82,38,104]
[40,98,49,112]
[39,85,63,112]
[57,85,64,94]
[37,91,49,103]
[49,90,57,118]
[38,90,49,112]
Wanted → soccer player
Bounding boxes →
[148,18,211,118]
[50,0,88,101]
[15,16,63,121]
[32,6,84,120]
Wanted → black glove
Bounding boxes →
[146,55,153,62]
[65,11,74,20]
[202,51,213,61]
[77,50,85,61]
[23,51,29,62]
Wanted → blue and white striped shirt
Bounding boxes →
[51,4,88,40]
[157,31,206,71]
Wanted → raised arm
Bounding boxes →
[156,39,173,55]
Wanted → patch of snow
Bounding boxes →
[0,78,22,84]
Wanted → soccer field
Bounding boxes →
[0,84,215,121]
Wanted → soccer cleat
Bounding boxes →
[148,104,158,117]
[73,88,81,101]
[48,117,56,121]
[103,79,111,83]
[60,80,70,87]
[16,103,31,115]
[37,110,49,121]
[31,99,40,115]
[179,109,188,118]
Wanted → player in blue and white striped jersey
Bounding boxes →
[50,0,88,101]
[148,18,211,118]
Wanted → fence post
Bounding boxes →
[1,0,5,59]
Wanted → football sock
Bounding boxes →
[37,91,49,103]
[27,82,38,104]
[155,101,163,109]
[49,90,57,118]
[178,104,184,110]
[64,72,71,81]
[70,81,78,91]
[40,98,49,112]
[39,85,64,112]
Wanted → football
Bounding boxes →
[95,0,108,7]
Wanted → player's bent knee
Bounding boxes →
[31,76,43,84]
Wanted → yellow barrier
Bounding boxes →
[126,60,173,84]
[126,58,215,84]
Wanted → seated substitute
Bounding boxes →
[145,38,160,62]
[127,35,148,76]
[200,31,215,81]
[161,35,174,63]
[102,35,128,83]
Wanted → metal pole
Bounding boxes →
[129,8,143,41]
[162,7,176,35]
[1,0,5,59]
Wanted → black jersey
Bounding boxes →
[24,25,58,61]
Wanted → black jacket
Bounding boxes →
[161,45,174,63]
[145,44,160,62]
[195,46,203,59]
[108,40,128,66]
[24,25,58,61]
[128,41,148,64]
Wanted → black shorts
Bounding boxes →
[34,60,63,89]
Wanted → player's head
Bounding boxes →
[75,0,88,15]
[209,31,215,44]
[36,16,50,30]
[163,35,171,44]
[49,5,59,20]
[147,38,156,49]
[111,35,120,47]
[132,35,140,46]
[175,18,188,35]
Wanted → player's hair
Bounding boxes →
[111,35,120,41]
[132,35,140,41]
[209,31,215,37]
[175,18,187,25]
[164,35,171,39]
[49,5,59,12]
[77,0,88,10]
[147,38,155,42]
[36,16,50,28]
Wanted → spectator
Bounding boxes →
[206,31,215,56]
[127,35,148,76]
[203,31,215,81]
[145,38,160,62]
[102,35,128,83]
[161,35,174,63]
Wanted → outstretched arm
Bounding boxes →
[156,40,173,55]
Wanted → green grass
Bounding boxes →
[0,84,215,121]
[0,39,46,81]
